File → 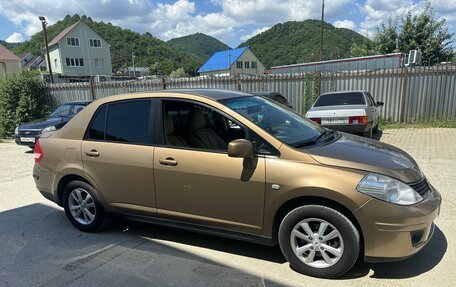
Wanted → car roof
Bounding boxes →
[320,90,367,96]
[93,89,253,104]
[63,100,93,105]
[254,92,282,97]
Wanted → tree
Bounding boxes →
[0,71,51,138]
[170,68,188,78]
[351,1,454,63]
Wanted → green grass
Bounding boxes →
[380,119,456,129]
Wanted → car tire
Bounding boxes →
[278,205,360,278]
[63,180,107,232]
[363,128,373,138]
[372,123,379,134]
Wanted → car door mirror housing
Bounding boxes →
[228,139,254,158]
[377,101,384,107]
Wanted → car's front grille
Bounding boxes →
[18,130,41,136]
[408,177,431,197]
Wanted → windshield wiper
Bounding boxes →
[293,130,334,148]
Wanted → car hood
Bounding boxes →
[19,117,67,130]
[303,133,422,183]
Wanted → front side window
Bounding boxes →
[236,61,243,69]
[314,92,366,107]
[251,61,257,69]
[221,96,325,147]
[50,103,88,118]
[162,100,276,155]
[245,61,250,69]
[106,100,151,144]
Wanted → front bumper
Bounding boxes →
[14,134,40,146]
[354,185,441,261]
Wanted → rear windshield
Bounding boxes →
[314,92,366,107]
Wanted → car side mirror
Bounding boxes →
[228,139,256,169]
[377,101,384,107]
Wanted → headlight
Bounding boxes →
[14,126,19,135]
[42,126,56,133]
[357,173,423,205]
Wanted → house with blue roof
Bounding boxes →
[198,46,265,77]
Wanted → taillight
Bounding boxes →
[349,116,368,124]
[34,139,44,162]
[309,118,321,124]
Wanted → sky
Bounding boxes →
[0,0,455,48]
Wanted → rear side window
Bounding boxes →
[105,100,151,144]
[86,105,106,140]
[314,92,366,107]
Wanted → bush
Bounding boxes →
[0,71,51,138]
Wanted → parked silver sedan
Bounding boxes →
[305,90,384,138]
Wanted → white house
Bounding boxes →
[198,46,266,77]
[0,44,21,79]
[46,20,113,78]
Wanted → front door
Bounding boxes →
[81,99,157,216]
[153,99,266,234]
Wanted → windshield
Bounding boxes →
[314,92,365,107]
[220,96,325,147]
[50,103,87,118]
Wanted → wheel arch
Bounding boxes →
[271,196,365,257]
[56,174,101,207]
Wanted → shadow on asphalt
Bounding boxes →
[0,203,287,286]
[1,203,447,285]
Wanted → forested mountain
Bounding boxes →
[168,33,230,67]
[238,20,368,68]
[7,16,369,74]
[0,40,21,51]
[11,15,199,75]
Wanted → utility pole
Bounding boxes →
[39,16,54,83]
[131,52,136,78]
[227,49,231,76]
[319,0,325,61]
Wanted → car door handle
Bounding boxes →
[85,150,100,157]
[159,157,178,166]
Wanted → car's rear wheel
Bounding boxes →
[363,128,373,138]
[278,205,360,278]
[63,180,106,232]
[372,123,379,134]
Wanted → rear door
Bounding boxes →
[81,99,157,216]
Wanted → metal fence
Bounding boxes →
[46,66,456,122]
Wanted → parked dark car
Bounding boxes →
[255,92,293,109]
[14,101,92,147]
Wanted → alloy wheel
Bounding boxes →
[68,188,96,225]
[290,218,344,268]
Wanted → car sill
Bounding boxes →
[112,213,276,246]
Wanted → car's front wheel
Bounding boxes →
[278,205,360,278]
[63,180,106,232]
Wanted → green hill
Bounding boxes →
[238,20,368,68]
[168,33,230,67]
[0,40,21,51]
[12,15,198,75]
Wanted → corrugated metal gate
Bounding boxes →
[46,66,456,122]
